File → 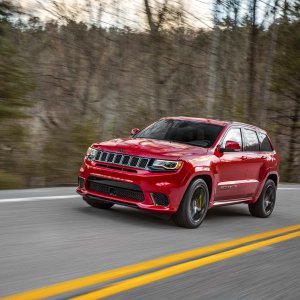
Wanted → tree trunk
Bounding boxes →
[258,5,279,127]
[144,0,168,118]
[247,0,258,123]
[286,100,300,182]
[206,0,220,117]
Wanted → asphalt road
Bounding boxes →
[0,185,299,299]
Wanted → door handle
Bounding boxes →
[241,156,248,160]
[261,156,267,159]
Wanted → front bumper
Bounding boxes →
[77,160,191,214]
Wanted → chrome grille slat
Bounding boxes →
[114,154,122,164]
[100,152,108,162]
[107,153,115,163]
[112,154,118,163]
[95,151,101,160]
[139,158,149,169]
[127,156,133,166]
[95,151,150,170]
[121,155,130,166]
[145,159,150,168]
[136,157,142,167]
[130,157,139,167]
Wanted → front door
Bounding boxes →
[215,127,250,201]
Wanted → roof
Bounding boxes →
[163,116,230,127]
[230,121,266,133]
[162,117,266,133]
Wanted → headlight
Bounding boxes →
[151,159,182,171]
[85,147,98,161]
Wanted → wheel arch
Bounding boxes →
[252,172,279,203]
[266,173,279,187]
[187,173,213,203]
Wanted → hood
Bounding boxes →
[92,138,208,160]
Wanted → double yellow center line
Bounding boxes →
[3,224,300,300]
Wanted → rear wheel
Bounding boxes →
[83,197,114,209]
[248,179,276,218]
[172,178,209,228]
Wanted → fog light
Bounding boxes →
[78,177,84,188]
[151,193,169,206]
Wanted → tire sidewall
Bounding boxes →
[261,179,276,216]
[183,179,209,227]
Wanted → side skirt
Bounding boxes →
[212,197,253,207]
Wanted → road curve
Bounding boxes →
[0,185,299,299]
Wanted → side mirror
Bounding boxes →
[219,140,241,152]
[130,128,140,136]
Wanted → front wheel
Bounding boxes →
[83,197,114,209]
[172,178,209,228]
[248,179,276,218]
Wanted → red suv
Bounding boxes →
[77,117,279,228]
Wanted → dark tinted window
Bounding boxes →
[222,128,242,148]
[244,129,260,151]
[258,132,273,151]
[135,119,224,148]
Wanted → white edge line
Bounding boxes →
[0,195,81,203]
[0,188,298,203]
[278,188,300,190]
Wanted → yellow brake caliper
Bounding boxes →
[198,192,203,209]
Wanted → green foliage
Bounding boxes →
[0,1,34,189]
[0,32,32,120]
[0,170,25,189]
[271,21,300,90]
[269,4,300,182]
[40,121,99,186]
[1,0,300,187]
[0,1,32,122]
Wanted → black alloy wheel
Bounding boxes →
[249,179,276,218]
[172,178,209,228]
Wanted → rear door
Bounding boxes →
[241,128,263,197]
[215,127,250,201]
[257,131,276,183]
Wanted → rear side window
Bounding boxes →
[257,132,273,151]
[243,129,260,151]
[222,128,242,148]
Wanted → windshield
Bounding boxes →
[134,119,224,148]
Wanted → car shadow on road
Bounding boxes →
[75,202,251,229]
[75,204,175,229]
[206,205,250,220]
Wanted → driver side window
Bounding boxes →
[222,128,242,148]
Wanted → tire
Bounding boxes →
[172,178,209,228]
[83,197,114,209]
[248,179,276,218]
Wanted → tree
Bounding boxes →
[206,0,221,117]
[246,0,259,123]
[0,0,31,120]
[143,0,183,118]
[270,1,300,181]
[0,0,33,188]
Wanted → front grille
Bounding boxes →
[95,163,137,173]
[94,150,151,170]
[151,192,169,206]
[87,177,144,202]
